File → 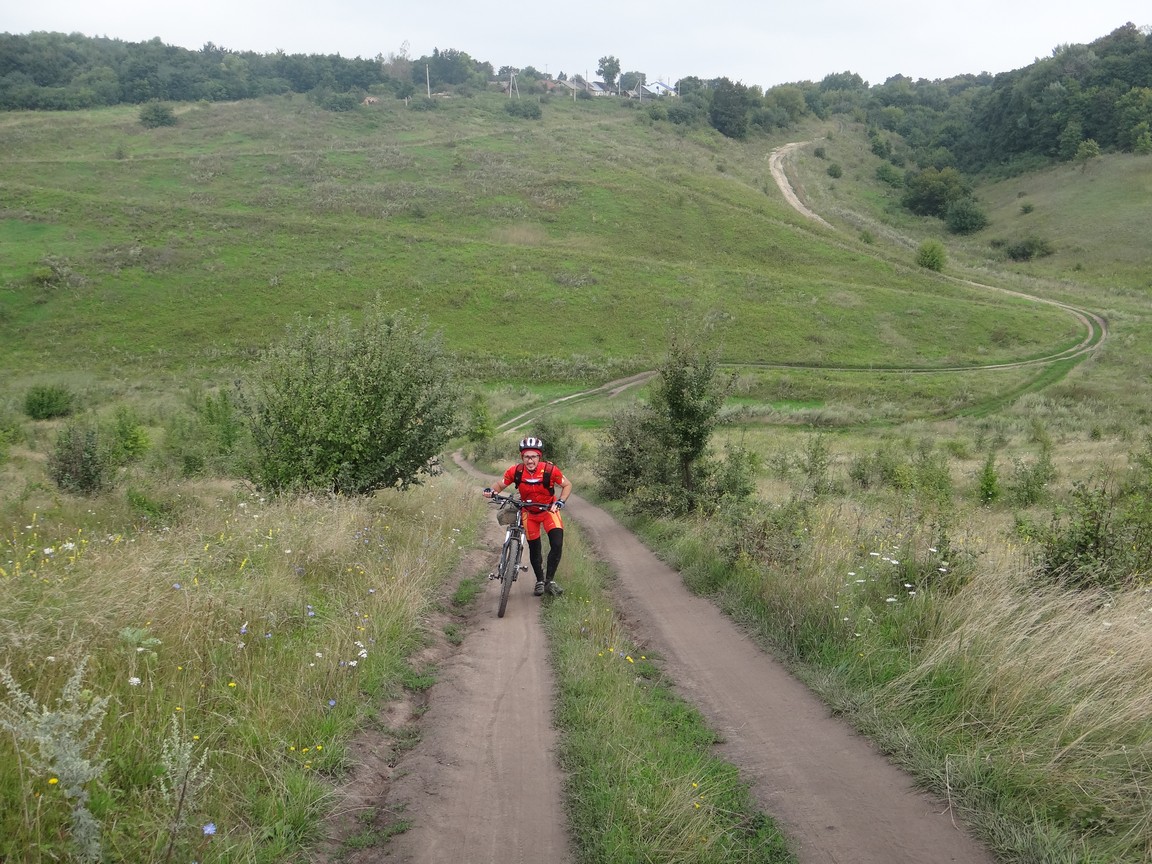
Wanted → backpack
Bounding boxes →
[512,461,555,495]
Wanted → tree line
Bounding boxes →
[3,24,1150,174]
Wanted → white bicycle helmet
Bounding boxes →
[519,436,544,453]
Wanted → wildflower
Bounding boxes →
[62,542,76,551]
[239,623,248,635]
[348,660,358,667]
[173,583,182,590]
[48,777,59,785]
[886,597,897,603]
[228,681,237,688]
[128,677,142,686]
[328,699,337,708]
[202,823,216,836]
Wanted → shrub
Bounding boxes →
[826,163,843,178]
[160,389,249,478]
[410,97,438,111]
[1019,202,1035,214]
[504,98,542,119]
[1007,444,1056,507]
[813,146,826,159]
[666,102,702,125]
[48,423,110,495]
[139,102,177,128]
[244,306,462,494]
[1032,469,1152,590]
[321,92,360,112]
[915,240,947,271]
[1004,237,1054,261]
[944,197,989,234]
[25,384,75,420]
[875,162,903,187]
[978,451,1001,505]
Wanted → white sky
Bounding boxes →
[5,1,1148,88]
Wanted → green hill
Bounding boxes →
[5,93,1135,427]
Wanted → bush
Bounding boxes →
[245,306,462,494]
[813,146,826,159]
[138,102,177,128]
[944,197,989,234]
[666,103,702,125]
[915,240,947,271]
[24,384,75,420]
[504,99,542,119]
[826,163,843,178]
[875,162,903,187]
[161,389,249,478]
[48,423,110,495]
[1004,237,1054,261]
[321,92,360,112]
[409,97,438,111]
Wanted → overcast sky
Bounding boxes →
[5,1,1148,88]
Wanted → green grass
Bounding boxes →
[4,91,1152,864]
[544,527,794,863]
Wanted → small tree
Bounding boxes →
[1074,138,1101,171]
[944,197,989,234]
[245,305,461,494]
[915,240,947,272]
[139,102,177,128]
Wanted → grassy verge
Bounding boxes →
[542,524,794,864]
[605,487,1152,863]
[0,475,478,863]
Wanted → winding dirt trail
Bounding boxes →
[369,456,997,864]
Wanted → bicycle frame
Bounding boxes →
[489,494,550,618]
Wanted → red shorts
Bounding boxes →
[523,507,563,541]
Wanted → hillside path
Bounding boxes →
[377,455,996,864]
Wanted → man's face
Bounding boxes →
[521,451,541,470]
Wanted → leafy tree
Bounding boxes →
[650,332,732,494]
[944,197,989,234]
[138,101,177,128]
[619,70,647,91]
[708,78,755,139]
[596,55,621,87]
[901,167,971,217]
[244,305,461,494]
[1075,138,1101,170]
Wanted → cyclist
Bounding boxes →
[483,436,573,597]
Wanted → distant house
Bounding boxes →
[646,81,676,97]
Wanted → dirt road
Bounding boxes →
[372,458,996,864]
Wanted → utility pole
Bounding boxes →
[425,64,430,97]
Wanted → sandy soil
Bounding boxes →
[330,456,997,864]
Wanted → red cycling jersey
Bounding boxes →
[501,462,565,506]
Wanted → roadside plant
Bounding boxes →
[0,658,110,863]
[24,384,75,420]
[245,305,461,494]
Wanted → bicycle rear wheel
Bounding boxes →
[497,537,521,618]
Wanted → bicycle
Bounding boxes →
[487,492,552,618]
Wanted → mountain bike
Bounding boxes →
[487,493,551,618]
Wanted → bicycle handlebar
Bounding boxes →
[488,492,554,510]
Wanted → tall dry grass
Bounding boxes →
[1,473,479,862]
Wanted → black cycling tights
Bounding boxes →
[527,528,564,582]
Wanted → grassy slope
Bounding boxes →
[0,97,1081,395]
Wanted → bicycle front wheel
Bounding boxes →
[497,537,520,618]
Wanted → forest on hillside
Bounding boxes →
[2,23,1150,175]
